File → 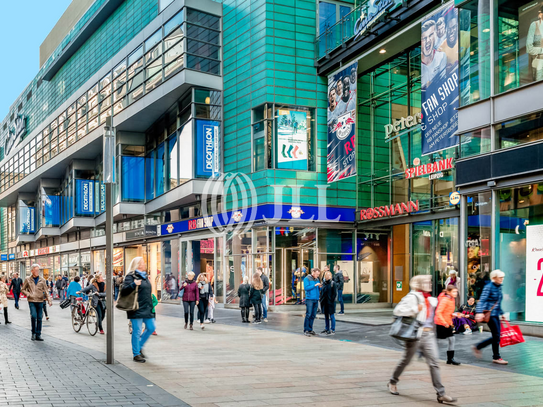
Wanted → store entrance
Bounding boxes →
[180,236,216,296]
[274,247,314,305]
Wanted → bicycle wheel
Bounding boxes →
[86,307,98,336]
[71,307,83,333]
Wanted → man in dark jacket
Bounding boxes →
[9,272,23,309]
[120,257,155,363]
[258,267,270,322]
[333,265,345,314]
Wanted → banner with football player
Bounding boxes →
[327,61,357,183]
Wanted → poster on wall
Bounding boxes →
[195,119,220,178]
[519,1,543,86]
[276,109,308,170]
[526,224,543,322]
[327,61,357,183]
[421,4,459,155]
[76,179,95,215]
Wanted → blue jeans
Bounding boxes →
[131,318,156,357]
[13,292,20,308]
[304,299,318,332]
[261,294,268,319]
[476,315,501,360]
[337,289,344,313]
[29,302,44,336]
[325,313,336,332]
[114,286,119,301]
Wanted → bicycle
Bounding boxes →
[71,292,99,336]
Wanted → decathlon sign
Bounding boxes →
[196,119,220,178]
[405,158,454,179]
[360,200,419,220]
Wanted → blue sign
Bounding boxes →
[8,254,15,260]
[76,179,95,215]
[100,182,106,213]
[420,5,459,155]
[195,119,220,178]
[19,207,35,234]
[1,255,7,261]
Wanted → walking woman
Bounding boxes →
[121,257,155,363]
[388,275,456,403]
[320,270,337,335]
[474,269,508,365]
[197,274,211,330]
[238,276,251,323]
[0,276,11,324]
[249,273,263,324]
[82,274,107,335]
[435,285,461,365]
[181,272,199,330]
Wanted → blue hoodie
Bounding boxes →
[303,275,320,300]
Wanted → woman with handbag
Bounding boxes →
[388,275,456,404]
[181,272,199,330]
[473,269,508,365]
[120,257,155,363]
[435,285,461,365]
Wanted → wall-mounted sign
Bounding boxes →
[22,250,29,258]
[276,109,308,170]
[449,191,460,205]
[19,206,35,234]
[125,225,158,240]
[526,225,543,322]
[36,245,60,256]
[385,113,422,140]
[76,179,95,215]
[354,0,403,39]
[195,119,220,178]
[5,115,26,156]
[360,200,419,220]
[405,158,454,179]
[8,254,15,260]
[0,254,7,261]
[188,216,214,231]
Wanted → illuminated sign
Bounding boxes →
[188,216,214,231]
[360,200,419,220]
[385,113,422,140]
[405,158,454,179]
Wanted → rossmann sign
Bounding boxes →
[360,200,419,220]
[405,158,454,179]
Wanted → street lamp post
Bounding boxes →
[103,116,116,365]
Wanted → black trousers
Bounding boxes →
[183,301,196,324]
[96,303,106,330]
[3,306,8,323]
[42,302,48,318]
[241,307,250,321]
[197,299,208,324]
[253,302,262,321]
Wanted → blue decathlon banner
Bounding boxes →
[76,179,95,215]
[195,119,220,178]
[420,4,459,155]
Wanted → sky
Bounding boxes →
[0,0,72,118]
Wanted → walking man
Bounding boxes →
[9,272,23,309]
[333,265,345,314]
[257,267,270,322]
[21,264,52,341]
[55,276,66,300]
[303,268,322,337]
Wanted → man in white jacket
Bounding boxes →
[388,275,457,404]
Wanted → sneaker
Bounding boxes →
[338,312,345,315]
[472,346,482,359]
[252,321,258,324]
[463,328,472,335]
[99,330,105,335]
[263,318,268,322]
[309,331,318,336]
[330,330,335,335]
[257,321,262,324]
[437,394,457,403]
[201,324,205,330]
[133,355,146,363]
[321,330,328,334]
[204,319,211,324]
[152,331,157,336]
[211,319,216,323]
[304,331,311,337]
[493,358,508,365]
[326,331,333,336]
[388,382,399,395]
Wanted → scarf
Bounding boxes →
[136,270,148,279]
[422,291,432,318]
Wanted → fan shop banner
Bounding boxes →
[421,4,459,155]
[327,61,357,183]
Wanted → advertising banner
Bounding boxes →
[519,1,543,87]
[195,119,220,178]
[276,109,308,170]
[19,206,35,234]
[0,255,6,261]
[421,4,459,155]
[76,179,95,215]
[327,61,357,183]
[526,224,543,322]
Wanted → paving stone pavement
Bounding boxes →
[8,299,543,407]
[0,316,186,407]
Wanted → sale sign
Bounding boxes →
[526,225,543,322]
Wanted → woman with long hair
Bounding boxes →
[181,271,199,330]
[81,273,107,335]
[435,285,461,365]
[196,273,211,330]
[0,276,11,324]
[249,273,263,324]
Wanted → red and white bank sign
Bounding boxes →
[526,225,543,322]
[405,158,454,179]
[360,200,419,220]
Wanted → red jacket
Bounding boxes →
[182,280,199,302]
[434,292,455,327]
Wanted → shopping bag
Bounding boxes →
[500,321,525,347]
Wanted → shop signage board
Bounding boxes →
[126,225,158,240]
[353,0,403,39]
[385,113,422,141]
[0,254,7,261]
[195,119,220,178]
[526,225,543,322]
[8,254,15,260]
[405,158,454,179]
[276,109,308,170]
[76,179,95,215]
[360,200,419,220]
[420,4,459,155]
[327,61,358,183]
[449,191,460,205]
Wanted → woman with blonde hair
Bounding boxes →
[197,273,212,329]
[249,273,264,324]
[181,271,199,330]
[238,275,251,323]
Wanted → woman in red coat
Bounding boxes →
[181,272,199,330]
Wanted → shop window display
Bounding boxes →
[356,232,390,303]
